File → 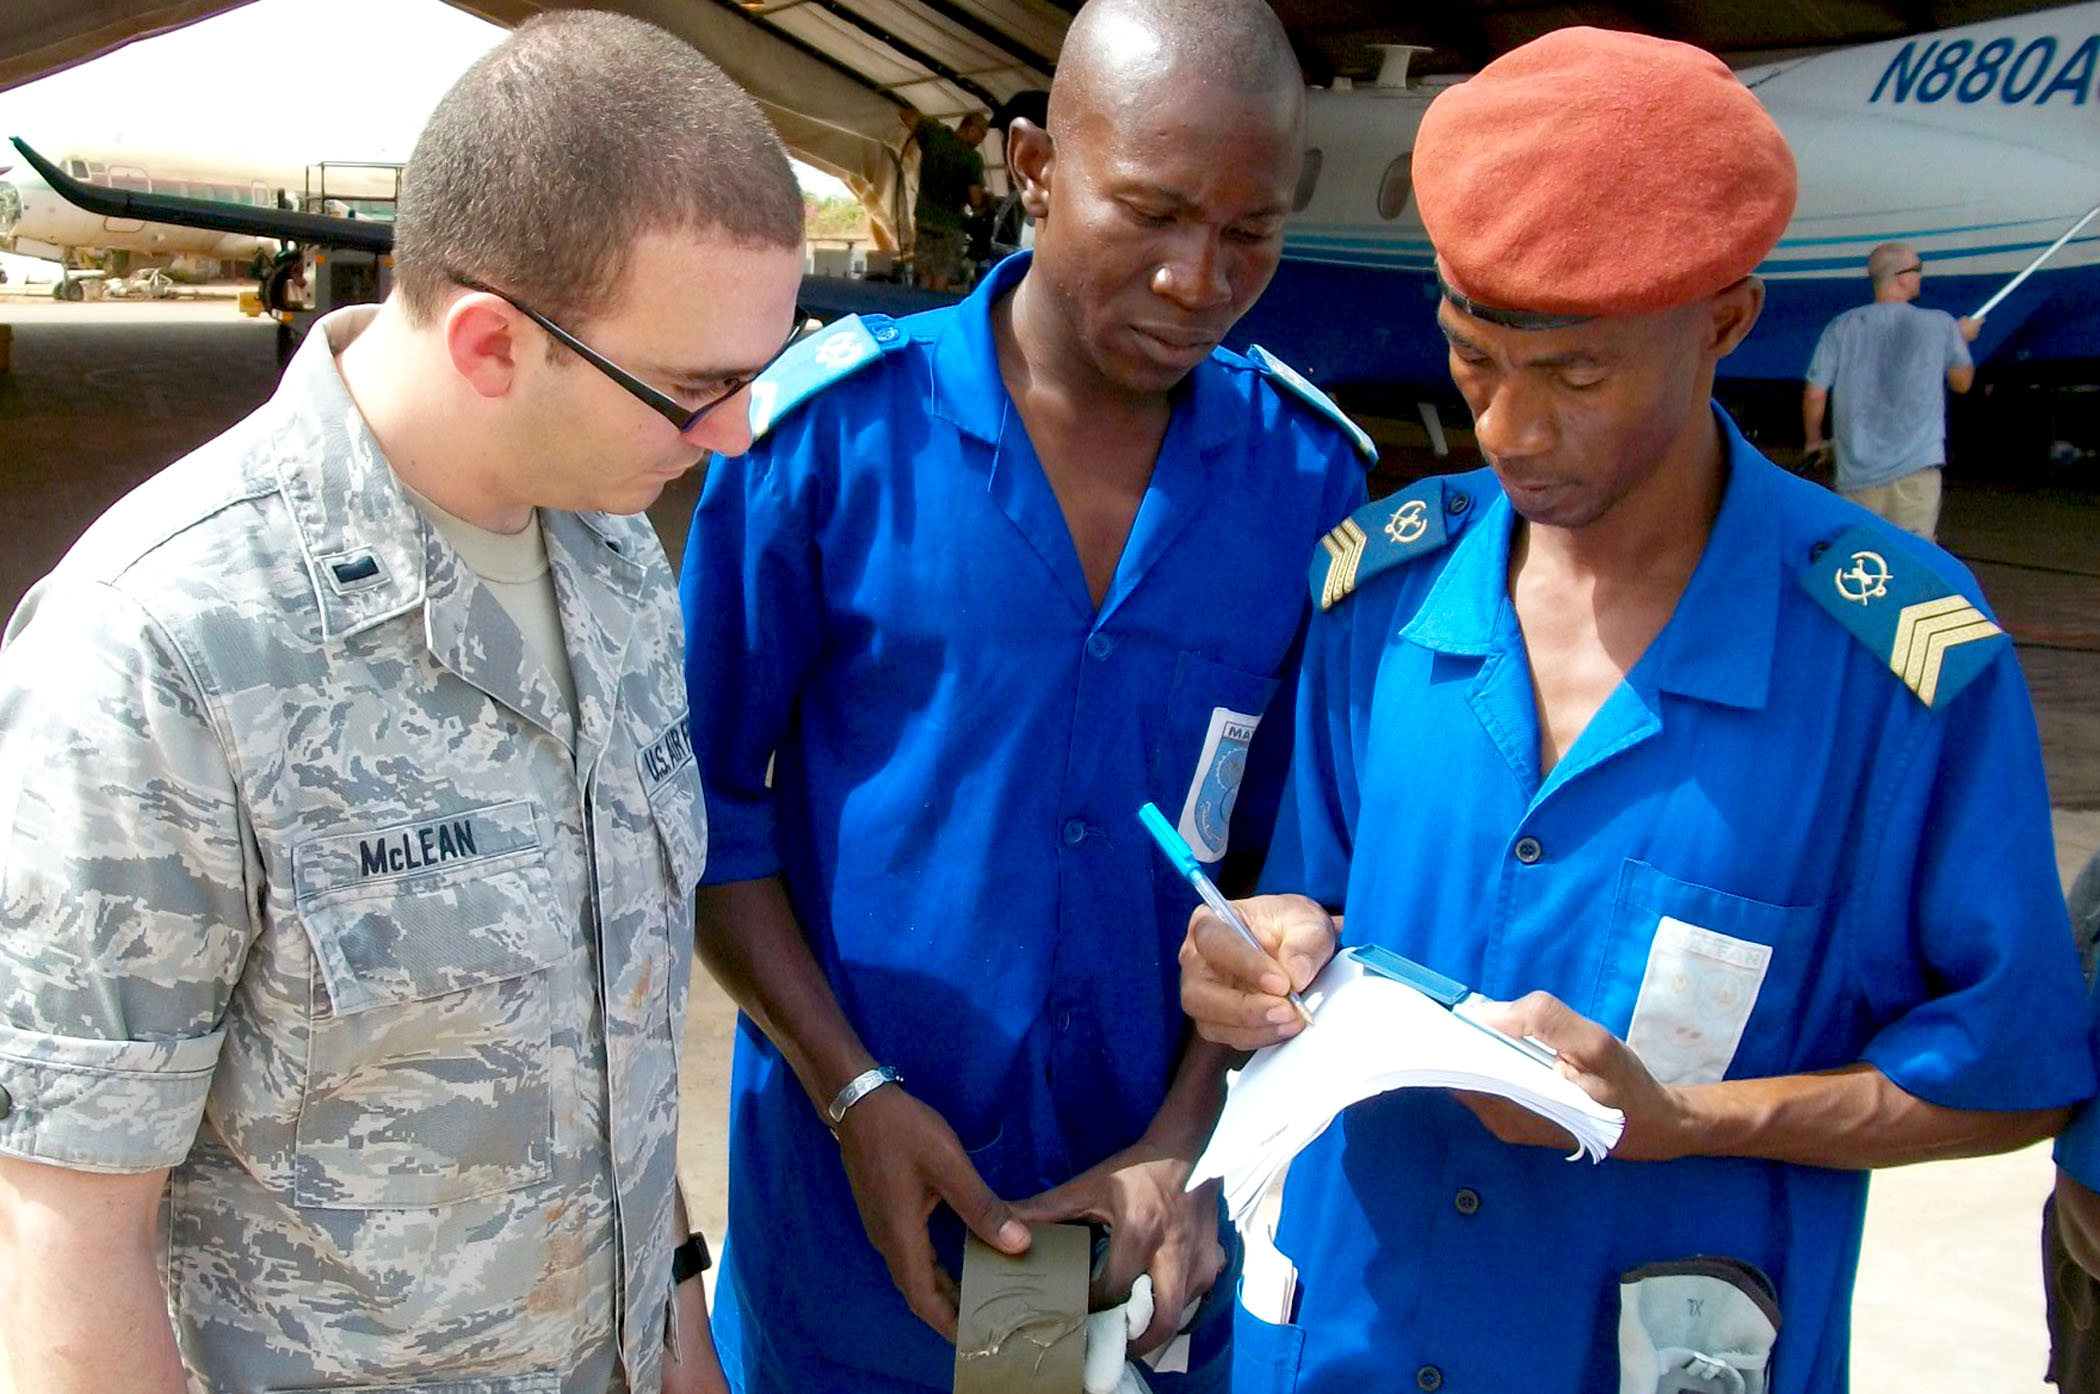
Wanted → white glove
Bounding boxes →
[1082,1274,1156,1394]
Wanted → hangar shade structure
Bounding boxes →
[0,0,2073,246]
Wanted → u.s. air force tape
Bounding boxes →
[954,1222,1092,1394]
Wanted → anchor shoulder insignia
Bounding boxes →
[1309,469,1490,611]
[1798,521,2008,708]
[746,314,908,443]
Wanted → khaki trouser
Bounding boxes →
[1841,465,1942,541]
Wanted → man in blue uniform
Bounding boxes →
[679,0,1368,1390]
[1178,28,2095,1394]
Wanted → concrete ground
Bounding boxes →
[4,300,2099,1387]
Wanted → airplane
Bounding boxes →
[1232,1,2100,397]
[0,144,398,299]
[13,3,2097,408]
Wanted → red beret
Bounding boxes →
[1414,27,1797,321]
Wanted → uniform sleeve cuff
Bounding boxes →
[1865,1026,2097,1116]
[696,800,785,887]
[0,1020,224,1173]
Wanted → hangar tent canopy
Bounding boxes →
[0,0,2067,248]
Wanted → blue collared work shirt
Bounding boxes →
[681,252,1366,1391]
[1248,412,2093,1393]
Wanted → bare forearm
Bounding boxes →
[696,876,875,1113]
[661,1188,725,1394]
[1801,385,1828,444]
[0,1156,185,1394]
[1671,1063,2066,1170]
[1143,1036,1237,1159]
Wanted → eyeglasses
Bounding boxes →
[450,274,811,433]
[1896,264,1924,276]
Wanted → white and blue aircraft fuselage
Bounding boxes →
[1239,2,2100,389]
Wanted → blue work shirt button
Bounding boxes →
[1416,1365,1444,1391]
[1062,818,1089,846]
[1086,632,1115,659]
[1514,835,1543,865]
[1453,1187,1481,1215]
[873,323,899,343]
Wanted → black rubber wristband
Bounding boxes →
[672,1233,712,1286]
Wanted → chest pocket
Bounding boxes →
[1150,651,1281,866]
[1598,860,1820,1085]
[639,716,707,917]
[289,799,567,1209]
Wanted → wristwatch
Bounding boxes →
[672,1233,712,1286]
[826,1064,902,1128]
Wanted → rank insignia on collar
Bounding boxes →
[1800,523,2006,708]
[1309,473,1482,611]
[1832,549,1892,605]
[1385,498,1430,546]
[1887,594,2002,707]
[1319,516,1370,611]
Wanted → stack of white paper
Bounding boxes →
[1191,948,1626,1225]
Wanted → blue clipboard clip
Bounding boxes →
[1351,944,1562,1070]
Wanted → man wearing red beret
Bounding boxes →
[1177,26,2094,1393]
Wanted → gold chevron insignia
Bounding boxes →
[1888,595,2002,706]
[1319,518,1369,611]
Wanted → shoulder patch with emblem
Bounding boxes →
[1799,522,2007,708]
[1247,344,1378,464]
[1310,473,1481,611]
[746,313,908,442]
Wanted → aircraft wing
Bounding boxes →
[7,137,392,252]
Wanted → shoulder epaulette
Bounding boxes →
[1311,473,1481,611]
[1798,521,2008,708]
[1246,344,1377,464]
[747,314,908,442]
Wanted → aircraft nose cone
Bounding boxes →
[0,180,19,240]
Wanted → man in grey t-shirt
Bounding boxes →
[1802,241,1979,539]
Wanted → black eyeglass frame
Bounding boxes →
[451,274,811,433]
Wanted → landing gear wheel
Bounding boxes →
[56,279,84,302]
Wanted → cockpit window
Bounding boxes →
[1377,153,1414,222]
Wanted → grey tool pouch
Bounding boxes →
[1618,1255,1782,1394]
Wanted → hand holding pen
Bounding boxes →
[1144,804,1332,1045]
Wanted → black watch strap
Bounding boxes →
[672,1233,712,1286]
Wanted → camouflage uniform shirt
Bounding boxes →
[0,309,703,1393]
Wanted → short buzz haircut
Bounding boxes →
[392,11,804,328]
[1868,241,1918,286]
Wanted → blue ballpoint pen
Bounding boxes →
[1139,802,1316,1027]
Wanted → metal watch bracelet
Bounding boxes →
[826,1064,901,1128]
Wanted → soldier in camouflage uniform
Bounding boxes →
[0,15,805,1393]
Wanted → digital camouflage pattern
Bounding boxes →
[0,309,704,1393]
